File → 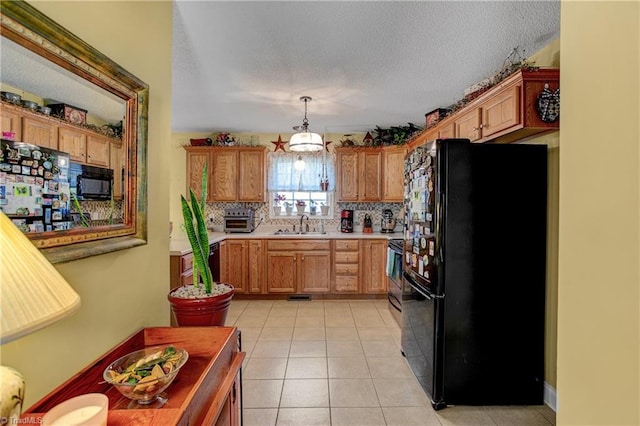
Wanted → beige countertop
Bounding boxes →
[169,225,402,256]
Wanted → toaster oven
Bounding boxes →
[224,208,255,233]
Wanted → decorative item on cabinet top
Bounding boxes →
[536,84,560,123]
[47,103,88,125]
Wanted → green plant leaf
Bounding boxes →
[190,189,213,293]
[181,192,211,293]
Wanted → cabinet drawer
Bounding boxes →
[335,251,359,264]
[335,263,359,275]
[180,253,193,272]
[267,240,330,251]
[180,271,193,286]
[335,276,358,292]
[335,240,359,251]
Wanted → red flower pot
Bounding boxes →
[168,285,234,326]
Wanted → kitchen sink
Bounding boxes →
[271,230,327,236]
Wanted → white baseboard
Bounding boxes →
[544,381,557,411]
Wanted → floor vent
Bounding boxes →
[288,294,311,301]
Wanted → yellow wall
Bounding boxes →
[558,1,639,425]
[0,1,173,408]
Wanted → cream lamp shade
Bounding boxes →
[289,132,323,152]
[289,96,323,152]
[0,212,81,344]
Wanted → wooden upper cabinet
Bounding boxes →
[360,150,382,201]
[455,85,520,143]
[454,108,482,142]
[86,135,110,167]
[211,149,239,201]
[437,119,455,139]
[22,115,57,149]
[336,149,359,201]
[184,146,266,202]
[336,148,382,202]
[58,126,87,162]
[382,146,406,202]
[480,84,520,139]
[0,105,22,141]
[238,149,265,202]
[410,69,559,145]
[2,103,121,167]
[185,149,210,200]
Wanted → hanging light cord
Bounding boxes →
[301,97,310,131]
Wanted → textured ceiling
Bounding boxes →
[172,1,560,134]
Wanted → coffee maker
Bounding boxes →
[340,209,354,233]
[381,209,396,233]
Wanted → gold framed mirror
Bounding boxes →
[0,0,148,263]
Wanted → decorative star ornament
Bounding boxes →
[271,135,287,152]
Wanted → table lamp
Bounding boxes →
[0,212,81,421]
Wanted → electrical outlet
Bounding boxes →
[259,213,265,221]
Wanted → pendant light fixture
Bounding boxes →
[289,96,323,152]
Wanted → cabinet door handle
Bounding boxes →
[301,256,305,261]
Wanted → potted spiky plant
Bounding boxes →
[167,162,234,326]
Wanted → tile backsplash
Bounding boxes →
[203,200,403,233]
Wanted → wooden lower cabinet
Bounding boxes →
[176,237,389,298]
[361,239,388,294]
[222,240,248,293]
[248,240,264,293]
[333,239,360,293]
[266,251,297,293]
[266,240,331,293]
[220,239,264,294]
[300,251,331,292]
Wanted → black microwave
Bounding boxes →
[68,162,113,200]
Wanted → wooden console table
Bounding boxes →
[20,327,245,425]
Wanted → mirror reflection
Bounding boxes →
[1,37,127,229]
[0,1,148,263]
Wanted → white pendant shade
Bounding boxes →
[289,96,323,152]
[289,132,323,152]
[0,212,80,344]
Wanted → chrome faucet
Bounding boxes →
[299,214,309,233]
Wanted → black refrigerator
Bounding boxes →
[400,138,547,410]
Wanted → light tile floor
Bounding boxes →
[227,299,556,426]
